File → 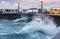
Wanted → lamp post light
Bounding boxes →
[41,0,43,14]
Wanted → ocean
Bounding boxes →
[0,14,60,39]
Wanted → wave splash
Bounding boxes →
[18,15,60,39]
[0,14,60,39]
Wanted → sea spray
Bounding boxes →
[13,17,29,22]
[18,14,60,39]
[0,15,60,39]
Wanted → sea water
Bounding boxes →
[0,14,60,39]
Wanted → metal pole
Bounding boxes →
[17,2,21,18]
[41,1,43,14]
[17,3,20,13]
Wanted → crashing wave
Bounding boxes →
[0,14,60,39]
[17,14,60,39]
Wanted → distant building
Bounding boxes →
[4,9,18,13]
[25,8,38,14]
[22,9,28,13]
[50,8,60,14]
[0,9,22,13]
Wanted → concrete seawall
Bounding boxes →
[0,13,21,20]
[0,13,60,26]
[52,16,60,26]
[0,13,34,20]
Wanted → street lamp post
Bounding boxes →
[41,0,43,14]
[17,2,20,13]
[17,2,21,18]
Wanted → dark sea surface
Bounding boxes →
[0,15,60,39]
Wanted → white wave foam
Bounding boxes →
[17,15,60,39]
[0,33,10,35]
[13,17,28,22]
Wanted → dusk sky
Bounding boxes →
[0,0,60,9]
